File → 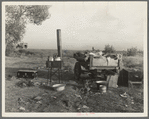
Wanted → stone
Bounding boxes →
[125,104,128,107]
[69,80,77,85]
[75,94,82,99]
[18,97,26,105]
[87,98,96,105]
[42,93,48,96]
[19,106,25,111]
[34,96,42,100]
[36,101,42,104]
[82,105,89,109]
[76,101,81,107]
[11,108,17,112]
[42,83,46,86]
[62,100,69,107]
[25,102,30,108]
[34,82,40,86]
[28,80,34,86]
[18,97,24,102]
[22,83,27,87]
[34,103,41,110]
[11,76,16,80]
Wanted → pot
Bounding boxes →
[55,57,61,61]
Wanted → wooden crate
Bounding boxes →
[118,69,143,87]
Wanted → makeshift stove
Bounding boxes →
[46,29,63,86]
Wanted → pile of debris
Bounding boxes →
[74,51,122,61]
[15,79,41,88]
[15,79,143,112]
[17,83,92,112]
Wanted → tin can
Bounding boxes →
[99,85,107,93]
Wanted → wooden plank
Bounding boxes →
[90,66,118,70]
[129,81,142,88]
[107,75,119,88]
[18,70,37,73]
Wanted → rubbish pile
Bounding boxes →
[119,92,135,107]
[73,51,122,66]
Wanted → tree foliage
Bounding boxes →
[127,47,138,56]
[104,44,115,54]
[5,5,51,51]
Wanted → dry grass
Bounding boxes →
[122,55,143,71]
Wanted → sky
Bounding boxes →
[23,2,147,51]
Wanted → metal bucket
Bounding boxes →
[99,85,107,93]
[96,81,107,93]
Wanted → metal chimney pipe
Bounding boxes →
[57,29,62,58]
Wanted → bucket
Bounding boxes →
[99,85,107,93]
[96,81,107,93]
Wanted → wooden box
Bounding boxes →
[118,69,143,87]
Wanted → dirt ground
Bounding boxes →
[5,56,143,112]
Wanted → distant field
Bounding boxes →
[15,49,143,71]
[27,49,79,58]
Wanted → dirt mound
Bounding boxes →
[17,84,92,112]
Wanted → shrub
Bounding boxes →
[122,51,127,56]
[5,43,16,56]
[7,49,35,57]
[63,50,75,58]
[127,47,138,56]
[104,44,115,54]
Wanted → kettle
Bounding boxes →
[49,56,54,61]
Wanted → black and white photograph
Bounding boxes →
[2,1,148,117]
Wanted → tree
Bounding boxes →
[104,44,115,54]
[5,5,51,52]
